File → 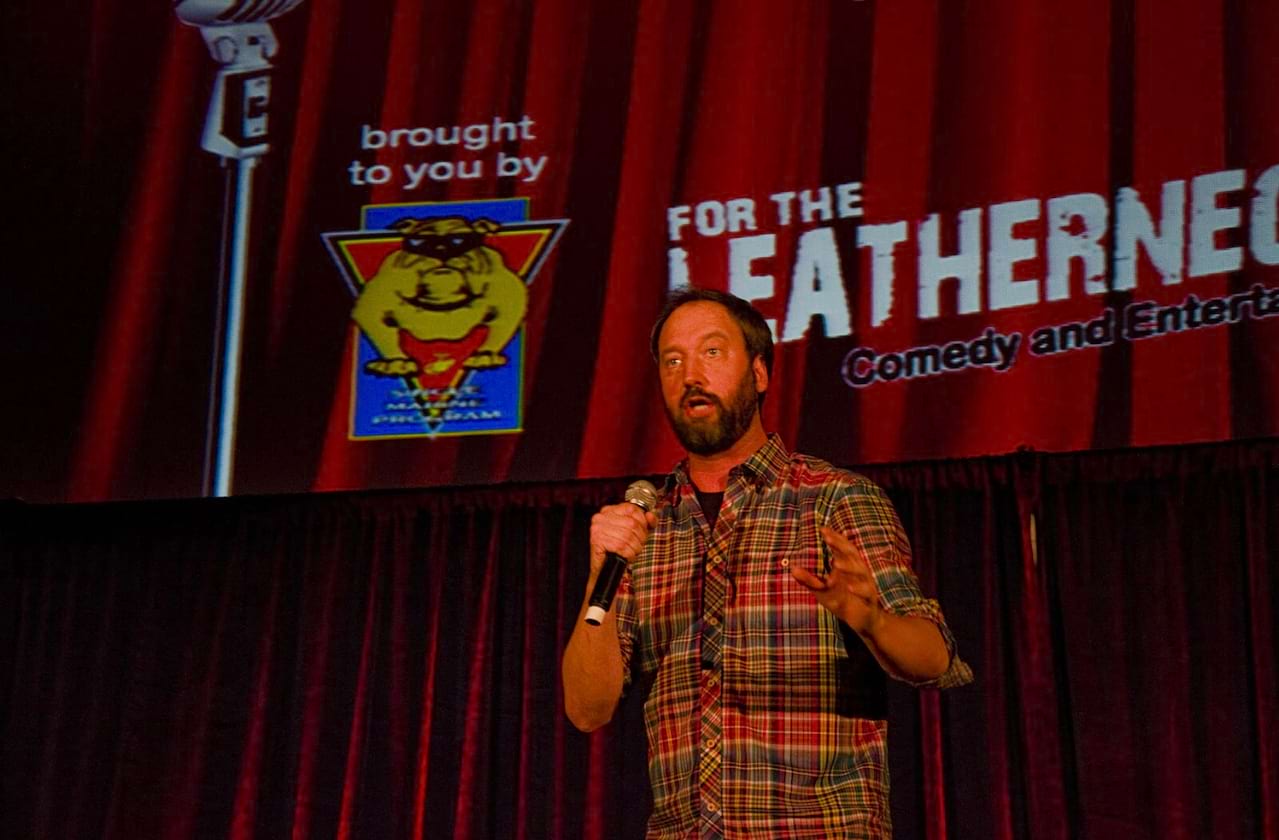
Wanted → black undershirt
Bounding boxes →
[693,488,724,531]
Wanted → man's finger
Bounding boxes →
[820,525,864,556]
[821,527,872,571]
[789,565,828,592]
[606,502,652,529]
[591,516,652,561]
[833,569,873,594]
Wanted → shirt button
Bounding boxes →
[706,614,719,627]
[707,674,719,687]
[780,558,790,568]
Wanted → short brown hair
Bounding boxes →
[650,287,774,402]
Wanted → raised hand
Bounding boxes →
[790,525,885,637]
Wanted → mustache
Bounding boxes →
[680,386,723,409]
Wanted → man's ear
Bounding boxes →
[752,355,769,395]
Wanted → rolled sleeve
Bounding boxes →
[826,477,974,690]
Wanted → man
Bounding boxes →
[562,288,972,838]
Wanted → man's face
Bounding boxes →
[656,301,767,456]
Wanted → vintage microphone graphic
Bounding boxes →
[175,0,307,496]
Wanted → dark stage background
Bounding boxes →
[2,440,1276,839]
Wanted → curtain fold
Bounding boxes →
[2,442,1275,839]
[1036,441,1279,840]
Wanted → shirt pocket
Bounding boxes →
[728,539,839,702]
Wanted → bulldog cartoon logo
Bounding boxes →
[353,216,528,385]
[325,199,566,438]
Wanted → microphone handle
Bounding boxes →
[584,552,627,626]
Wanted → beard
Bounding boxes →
[664,366,759,456]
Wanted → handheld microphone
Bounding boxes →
[584,480,659,626]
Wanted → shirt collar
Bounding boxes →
[664,433,788,499]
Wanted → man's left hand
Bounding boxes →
[790,526,885,638]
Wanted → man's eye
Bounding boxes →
[664,357,681,368]
[706,348,721,357]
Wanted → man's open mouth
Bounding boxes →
[683,394,717,416]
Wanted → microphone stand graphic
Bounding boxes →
[176,0,306,496]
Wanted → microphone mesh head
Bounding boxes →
[624,480,659,512]
[221,0,305,22]
[174,0,305,25]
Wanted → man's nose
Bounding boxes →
[682,357,706,386]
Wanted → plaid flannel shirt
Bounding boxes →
[615,435,972,839]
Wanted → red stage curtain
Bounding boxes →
[2,440,1276,838]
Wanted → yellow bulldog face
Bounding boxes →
[352,216,529,384]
